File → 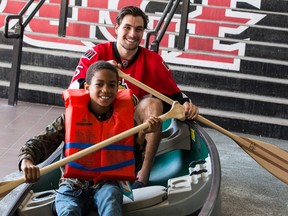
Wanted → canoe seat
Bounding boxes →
[149,119,192,186]
[158,118,191,155]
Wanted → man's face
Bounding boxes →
[115,15,145,51]
[85,69,118,114]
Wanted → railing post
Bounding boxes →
[8,21,23,106]
[4,0,46,105]
[58,0,69,37]
[178,0,189,50]
[145,0,183,53]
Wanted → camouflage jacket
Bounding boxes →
[18,113,143,190]
[18,114,111,189]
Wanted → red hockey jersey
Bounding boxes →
[70,42,181,101]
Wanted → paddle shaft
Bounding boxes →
[119,70,231,134]
[118,69,288,184]
[119,70,241,139]
[118,70,173,105]
[40,101,183,176]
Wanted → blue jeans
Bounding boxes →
[55,182,123,216]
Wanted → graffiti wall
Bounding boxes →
[0,0,287,76]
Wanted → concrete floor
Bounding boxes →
[205,128,288,216]
[0,98,287,215]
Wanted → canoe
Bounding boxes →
[2,119,221,216]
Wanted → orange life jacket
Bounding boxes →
[62,89,135,182]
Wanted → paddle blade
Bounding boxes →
[238,137,288,184]
[171,102,185,121]
[162,101,185,121]
[0,177,26,199]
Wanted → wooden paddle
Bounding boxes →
[0,101,185,199]
[118,69,288,184]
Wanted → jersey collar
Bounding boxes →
[113,42,141,69]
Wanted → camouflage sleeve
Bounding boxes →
[18,114,66,169]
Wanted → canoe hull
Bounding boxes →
[2,119,221,216]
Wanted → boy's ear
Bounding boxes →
[84,82,90,92]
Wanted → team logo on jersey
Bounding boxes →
[83,49,97,60]
[122,60,129,67]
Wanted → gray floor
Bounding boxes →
[0,98,287,215]
[205,128,288,216]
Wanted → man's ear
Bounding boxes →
[115,24,118,35]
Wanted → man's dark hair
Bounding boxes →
[86,60,119,84]
[116,6,149,29]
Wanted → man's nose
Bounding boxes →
[128,28,137,37]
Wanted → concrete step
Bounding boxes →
[199,108,288,140]
[0,80,64,106]
[1,64,287,120]
[180,85,288,119]
[0,62,72,88]
[0,44,287,120]
[1,76,287,139]
[0,43,81,70]
[1,43,287,98]
[171,65,288,99]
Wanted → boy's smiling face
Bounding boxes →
[85,69,118,114]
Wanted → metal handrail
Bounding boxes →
[58,0,69,37]
[4,0,46,38]
[4,0,46,105]
[144,0,189,52]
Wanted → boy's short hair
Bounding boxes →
[86,61,119,84]
[116,6,149,29]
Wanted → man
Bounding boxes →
[69,6,199,188]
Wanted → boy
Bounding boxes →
[18,61,162,216]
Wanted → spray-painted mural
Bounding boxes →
[0,0,272,72]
